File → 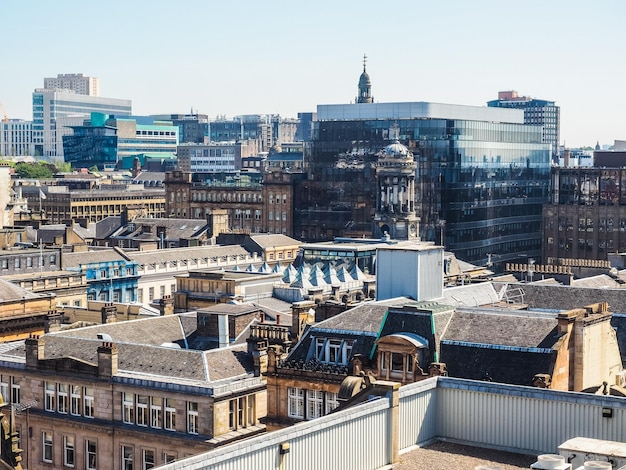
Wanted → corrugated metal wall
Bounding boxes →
[435,378,626,455]
[160,398,392,470]
[158,377,626,469]
[398,379,438,449]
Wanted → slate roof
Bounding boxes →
[128,245,248,265]
[0,279,41,301]
[441,283,503,307]
[571,274,621,289]
[442,309,559,348]
[52,313,195,345]
[253,297,293,315]
[94,216,123,239]
[63,249,129,267]
[40,313,254,383]
[249,234,300,249]
[501,282,626,313]
[109,218,209,241]
[314,297,414,334]
[441,343,554,386]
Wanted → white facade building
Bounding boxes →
[32,88,131,158]
[0,119,33,157]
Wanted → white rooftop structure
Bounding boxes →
[317,101,525,123]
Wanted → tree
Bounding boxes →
[14,162,54,179]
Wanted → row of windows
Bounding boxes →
[42,432,93,468]
[123,392,180,432]
[45,382,94,417]
[189,192,263,203]
[135,130,176,137]
[42,434,176,470]
[267,211,287,221]
[287,388,339,420]
[0,254,57,269]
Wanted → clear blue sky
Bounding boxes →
[1,0,624,148]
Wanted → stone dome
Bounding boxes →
[359,70,371,87]
[383,140,411,158]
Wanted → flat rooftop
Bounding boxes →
[397,441,535,470]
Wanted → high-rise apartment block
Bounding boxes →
[487,90,560,160]
[43,73,100,96]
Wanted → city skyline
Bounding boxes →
[1,0,625,148]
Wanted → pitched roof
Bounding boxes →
[249,234,300,249]
[39,313,254,383]
[441,309,558,348]
[128,245,248,265]
[314,297,414,334]
[0,278,42,301]
[62,249,130,267]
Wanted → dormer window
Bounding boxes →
[314,338,354,365]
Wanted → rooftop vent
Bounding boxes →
[530,454,571,469]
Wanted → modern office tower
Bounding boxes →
[295,70,551,270]
[487,90,560,161]
[151,113,209,143]
[0,119,34,156]
[63,113,178,169]
[32,89,132,158]
[208,115,299,152]
[43,73,100,96]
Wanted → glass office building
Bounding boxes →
[296,102,551,271]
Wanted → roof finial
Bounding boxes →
[363,53,368,72]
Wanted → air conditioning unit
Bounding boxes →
[573,462,612,470]
[530,454,571,469]
[560,437,626,468]
[615,370,626,387]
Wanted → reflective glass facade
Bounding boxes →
[296,113,551,270]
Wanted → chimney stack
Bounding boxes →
[97,342,119,377]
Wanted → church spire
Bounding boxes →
[356,54,373,104]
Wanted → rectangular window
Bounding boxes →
[84,387,94,418]
[45,382,56,411]
[137,395,148,427]
[58,384,68,414]
[70,385,81,416]
[325,391,339,414]
[43,431,53,463]
[0,377,8,404]
[64,435,75,467]
[150,397,162,429]
[86,439,97,470]
[164,398,176,431]
[143,449,155,470]
[187,402,198,434]
[163,452,177,464]
[123,393,135,424]
[137,288,143,303]
[288,387,304,419]
[122,445,133,470]
[307,390,323,419]
[148,287,154,301]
